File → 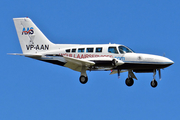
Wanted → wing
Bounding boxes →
[63,56,95,72]
[9,53,125,73]
[9,53,95,72]
[63,56,125,72]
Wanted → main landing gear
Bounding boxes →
[79,66,88,84]
[79,75,88,84]
[150,69,159,88]
[125,78,134,86]
[124,70,137,87]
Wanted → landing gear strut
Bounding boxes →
[79,66,88,84]
[150,69,158,88]
[125,70,136,87]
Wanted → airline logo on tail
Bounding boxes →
[21,27,49,50]
[22,27,34,35]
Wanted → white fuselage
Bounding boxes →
[38,44,173,72]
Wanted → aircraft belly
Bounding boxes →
[92,60,112,67]
[39,60,66,66]
[117,63,172,70]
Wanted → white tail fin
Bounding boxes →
[13,17,54,54]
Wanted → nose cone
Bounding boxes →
[154,55,174,68]
[165,58,174,65]
[136,53,174,69]
[159,56,174,65]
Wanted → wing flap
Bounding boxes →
[64,62,82,71]
[64,56,95,66]
[63,56,95,72]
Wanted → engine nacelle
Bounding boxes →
[112,58,124,66]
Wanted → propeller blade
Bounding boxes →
[158,69,161,80]
[118,69,120,79]
[153,69,156,79]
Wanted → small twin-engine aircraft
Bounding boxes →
[11,17,174,88]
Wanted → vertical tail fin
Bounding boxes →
[13,17,54,54]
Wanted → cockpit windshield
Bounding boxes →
[118,46,134,54]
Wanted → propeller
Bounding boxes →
[118,69,120,79]
[158,69,161,80]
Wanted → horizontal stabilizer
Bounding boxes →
[8,53,42,57]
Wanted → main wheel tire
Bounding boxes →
[151,79,158,88]
[79,75,88,84]
[125,78,134,86]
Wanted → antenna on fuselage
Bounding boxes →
[163,53,165,57]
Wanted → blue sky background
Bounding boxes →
[1,0,179,119]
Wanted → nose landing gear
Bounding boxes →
[150,69,160,88]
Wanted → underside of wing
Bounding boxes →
[63,56,95,72]
[110,70,128,75]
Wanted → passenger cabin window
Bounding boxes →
[108,47,118,54]
[66,49,70,53]
[72,49,76,53]
[86,48,94,53]
[78,48,85,53]
[96,47,102,52]
[118,46,134,54]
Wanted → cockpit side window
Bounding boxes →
[118,46,134,54]
[108,47,118,54]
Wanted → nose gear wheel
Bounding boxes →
[151,79,158,88]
